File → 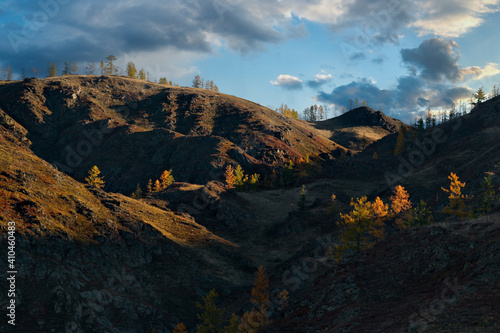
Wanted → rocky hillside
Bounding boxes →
[0,75,345,194]
[1,75,499,333]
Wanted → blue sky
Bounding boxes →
[1,0,500,123]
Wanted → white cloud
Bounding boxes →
[270,74,304,90]
[461,63,500,81]
[412,0,500,37]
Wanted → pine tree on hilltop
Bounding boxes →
[47,62,57,77]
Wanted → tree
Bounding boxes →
[473,87,486,105]
[441,172,471,219]
[138,69,146,80]
[394,127,405,156]
[62,61,71,75]
[85,62,97,75]
[225,165,236,189]
[196,289,226,333]
[85,165,105,189]
[47,62,57,77]
[193,75,202,88]
[477,173,496,215]
[126,62,137,78]
[249,174,260,190]
[425,108,432,129]
[147,179,153,194]
[407,200,433,227]
[71,61,78,74]
[172,323,187,333]
[159,169,174,189]
[390,185,412,230]
[492,85,500,98]
[372,151,378,160]
[100,61,106,75]
[331,196,386,261]
[234,165,247,188]
[6,66,12,81]
[240,266,270,332]
[298,185,307,211]
[131,184,143,199]
[153,179,161,192]
[105,55,118,75]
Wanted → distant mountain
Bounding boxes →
[313,106,411,151]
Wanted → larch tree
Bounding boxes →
[146,179,153,194]
[390,185,412,230]
[441,172,471,219]
[195,289,226,333]
[62,61,71,75]
[105,55,118,75]
[240,266,270,332]
[100,61,106,75]
[47,62,57,77]
[225,165,236,189]
[159,169,174,189]
[71,61,78,74]
[138,69,146,80]
[153,179,161,192]
[332,196,384,261]
[85,165,105,189]
[234,165,248,188]
[192,75,202,88]
[473,87,486,105]
[394,127,405,156]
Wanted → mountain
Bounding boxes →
[313,106,411,152]
[0,75,499,332]
[0,75,343,194]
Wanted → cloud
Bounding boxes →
[412,0,500,37]
[316,79,392,110]
[270,74,303,90]
[401,38,500,85]
[307,73,333,88]
[401,38,462,83]
[316,76,473,123]
[460,63,500,81]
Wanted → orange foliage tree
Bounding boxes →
[390,185,412,229]
[441,172,471,219]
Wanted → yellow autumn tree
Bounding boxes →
[225,165,236,189]
[441,172,471,219]
[153,179,161,192]
[331,196,386,261]
[85,165,105,189]
[234,165,248,188]
[159,169,174,190]
[390,185,412,229]
[172,323,187,333]
[240,266,269,332]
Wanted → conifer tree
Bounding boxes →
[473,87,486,105]
[390,185,412,230]
[62,61,71,75]
[240,266,270,332]
[147,179,153,194]
[441,172,471,219]
[477,173,496,215]
[225,165,236,189]
[196,289,226,333]
[153,179,161,192]
[47,62,57,77]
[394,127,405,156]
[193,75,202,88]
[100,61,106,75]
[407,200,433,226]
[159,169,174,189]
[138,69,146,80]
[131,184,143,199]
[126,62,137,78]
[234,165,247,188]
[71,61,78,74]
[85,165,105,189]
[105,55,118,75]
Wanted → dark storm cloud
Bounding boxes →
[0,0,287,73]
[317,79,392,110]
[400,38,462,83]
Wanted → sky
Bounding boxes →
[1,0,500,123]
